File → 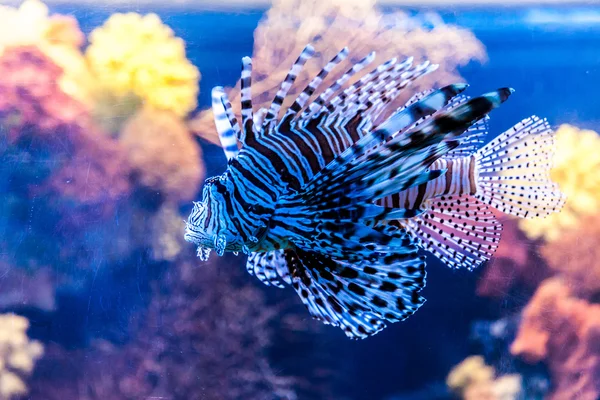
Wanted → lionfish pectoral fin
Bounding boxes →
[214,234,227,256]
[284,247,427,339]
[404,195,503,270]
[441,94,490,158]
[473,115,566,219]
[245,250,290,288]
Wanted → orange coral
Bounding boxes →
[541,213,600,296]
[189,0,486,145]
[120,107,204,203]
[511,278,600,400]
[44,15,85,48]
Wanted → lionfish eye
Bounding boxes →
[204,175,221,185]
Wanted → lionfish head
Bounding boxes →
[184,174,241,260]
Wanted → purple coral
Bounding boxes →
[29,257,297,400]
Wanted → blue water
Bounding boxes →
[14,4,600,399]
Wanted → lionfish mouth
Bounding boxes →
[183,225,198,244]
[184,223,230,261]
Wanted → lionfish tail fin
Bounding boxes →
[474,115,566,218]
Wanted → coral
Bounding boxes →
[120,107,204,203]
[511,278,600,400]
[0,262,55,312]
[189,0,486,145]
[40,127,132,224]
[148,204,187,262]
[470,316,551,399]
[0,45,85,137]
[477,218,550,299]
[491,376,521,400]
[519,124,600,242]
[446,356,522,400]
[29,257,296,400]
[0,45,132,224]
[0,45,131,221]
[541,212,600,296]
[0,0,49,52]
[447,356,495,399]
[0,0,94,105]
[0,313,44,399]
[86,12,200,118]
[41,15,94,105]
[44,14,85,49]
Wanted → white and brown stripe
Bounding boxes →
[381,155,478,211]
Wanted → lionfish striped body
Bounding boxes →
[185,45,565,339]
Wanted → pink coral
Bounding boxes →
[0,45,131,222]
[541,213,600,296]
[41,129,132,223]
[0,45,87,140]
[477,217,550,299]
[511,278,600,400]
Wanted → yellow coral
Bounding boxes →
[0,314,44,399]
[0,0,48,50]
[519,124,600,242]
[447,355,495,395]
[149,204,187,262]
[86,12,200,117]
[447,356,522,400]
[0,0,94,105]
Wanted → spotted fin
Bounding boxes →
[246,250,291,288]
[474,115,566,218]
[303,87,511,203]
[403,194,503,270]
[285,247,426,339]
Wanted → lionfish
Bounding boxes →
[184,45,565,339]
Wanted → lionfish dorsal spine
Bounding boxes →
[263,44,316,128]
[300,51,376,122]
[212,86,241,160]
[240,56,254,144]
[280,47,349,128]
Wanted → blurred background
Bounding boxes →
[0,0,598,399]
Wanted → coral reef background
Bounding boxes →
[0,0,599,399]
